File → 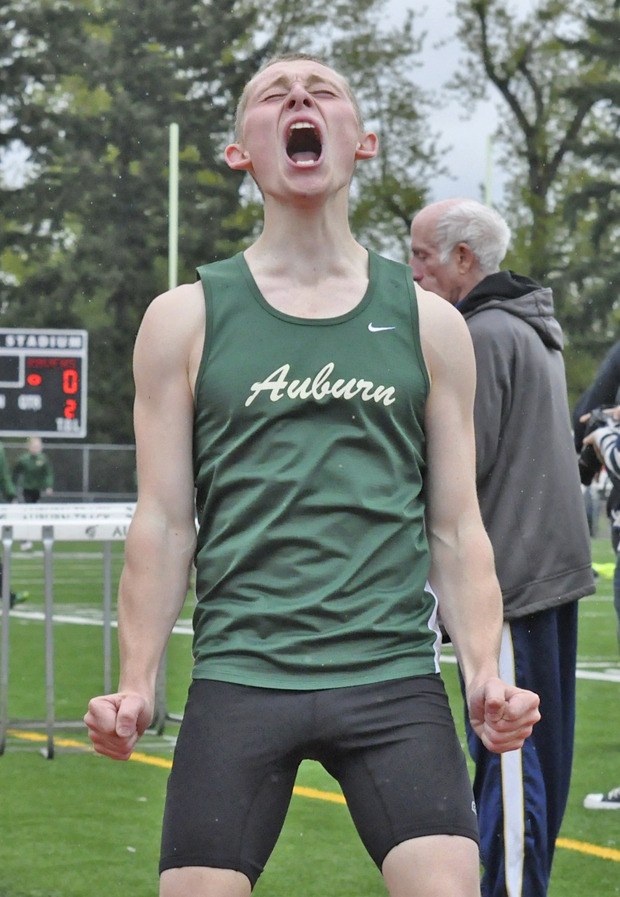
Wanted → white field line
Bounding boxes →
[438,652,620,682]
[6,606,193,636]
[4,607,619,682]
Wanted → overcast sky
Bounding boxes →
[387,0,504,204]
[1,1,509,200]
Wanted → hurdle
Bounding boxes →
[0,502,136,758]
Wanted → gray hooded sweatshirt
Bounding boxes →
[458,270,595,618]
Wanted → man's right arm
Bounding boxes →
[84,283,204,760]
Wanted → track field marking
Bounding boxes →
[7,607,194,635]
[7,609,620,681]
[439,652,620,681]
[293,785,346,805]
[556,838,620,863]
[5,729,619,865]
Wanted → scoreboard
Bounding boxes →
[0,328,88,438]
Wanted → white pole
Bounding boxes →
[485,135,493,206]
[168,123,179,290]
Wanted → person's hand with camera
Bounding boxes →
[580,405,620,479]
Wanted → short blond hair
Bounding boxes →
[234,53,363,140]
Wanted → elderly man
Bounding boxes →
[410,198,595,897]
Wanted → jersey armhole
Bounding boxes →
[194,264,216,409]
[409,278,431,399]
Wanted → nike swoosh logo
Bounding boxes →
[368,323,396,332]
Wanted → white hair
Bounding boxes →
[435,200,511,274]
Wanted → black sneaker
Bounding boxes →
[583,786,620,810]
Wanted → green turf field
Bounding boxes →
[0,534,618,896]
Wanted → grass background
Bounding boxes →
[0,533,618,896]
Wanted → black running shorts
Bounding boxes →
[159,675,478,886]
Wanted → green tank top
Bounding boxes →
[191,250,440,689]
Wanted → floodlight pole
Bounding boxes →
[485,135,493,206]
[168,123,180,291]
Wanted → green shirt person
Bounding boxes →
[84,54,541,897]
[13,436,53,503]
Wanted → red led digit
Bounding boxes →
[64,398,78,420]
[62,368,79,394]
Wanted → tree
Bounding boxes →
[0,0,263,441]
[450,0,619,397]
[559,5,620,369]
[0,0,440,443]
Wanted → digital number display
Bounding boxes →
[0,329,88,437]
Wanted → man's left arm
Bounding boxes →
[418,293,540,751]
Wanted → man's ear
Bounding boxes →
[355,131,379,160]
[456,242,477,273]
[224,142,253,171]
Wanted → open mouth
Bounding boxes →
[286,121,322,166]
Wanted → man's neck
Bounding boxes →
[248,203,365,280]
[244,224,369,320]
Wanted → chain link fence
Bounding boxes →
[4,442,137,502]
